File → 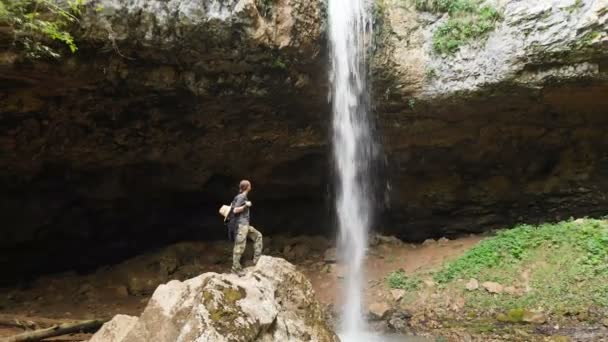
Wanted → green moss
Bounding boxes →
[578,31,602,47]
[565,0,584,13]
[507,308,525,322]
[222,286,245,303]
[410,0,502,54]
[202,285,246,323]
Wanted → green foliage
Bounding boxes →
[386,270,421,291]
[408,98,416,109]
[0,0,85,59]
[414,0,475,14]
[412,0,501,54]
[434,219,608,283]
[429,218,608,316]
[271,56,287,70]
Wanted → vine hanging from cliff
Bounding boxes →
[0,0,87,59]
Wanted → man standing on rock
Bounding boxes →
[231,180,263,274]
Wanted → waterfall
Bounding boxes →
[328,0,375,339]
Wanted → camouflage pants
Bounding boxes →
[232,224,263,272]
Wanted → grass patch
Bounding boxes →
[411,0,501,54]
[386,270,422,291]
[430,218,608,316]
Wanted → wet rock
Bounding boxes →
[90,256,338,342]
[89,315,138,342]
[368,302,392,321]
[465,279,479,291]
[482,281,503,294]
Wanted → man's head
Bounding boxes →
[239,180,252,193]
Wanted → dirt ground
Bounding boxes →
[0,234,482,340]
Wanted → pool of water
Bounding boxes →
[339,332,431,342]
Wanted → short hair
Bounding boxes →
[239,180,251,192]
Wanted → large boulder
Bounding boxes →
[89,256,339,342]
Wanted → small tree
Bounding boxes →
[0,0,86,59]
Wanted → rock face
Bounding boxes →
[1,0,608,280]
[0,0,329,281]
[89,256,338,342]
[373,0,608,240]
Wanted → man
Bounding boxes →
[231,180,263,274]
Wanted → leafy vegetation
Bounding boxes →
[412,0,501,54]
[0,0,86,59]
[386,218,608,329]
[434,219,608,283]
[430,218,608,315]
[386,270,422,291]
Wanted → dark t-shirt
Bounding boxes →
[233,193,250,225]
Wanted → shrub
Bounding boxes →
[0,0,86,59]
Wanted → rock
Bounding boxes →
[422,239,436,246]
[390,289,406,301]
[504,286,518,295]
[482,281,503,294]
[89,315,139,342]
[3,0,608,283]
[387,311,412,334]
[324,248,338,263]
[423,279,436,288]
[113,285,129,298]
[523,310,547,324]
[78,283,94,295]
[89,256,338,342]
[602,318,608,327]
[437,237,450,246]
[368,302,392,321]
[375,234,404,245]
[282,245,293,258]
[465,279,479,291]
[126,274,163,296]
[290,244,310,260]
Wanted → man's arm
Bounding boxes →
[233,196,251,213]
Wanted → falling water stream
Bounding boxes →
[328,0,375,340]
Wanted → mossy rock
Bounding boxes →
[496,308,525,323]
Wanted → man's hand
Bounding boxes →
[245,201,252,207]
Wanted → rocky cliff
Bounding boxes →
[1,0,607,280]
[373,0,608,238]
